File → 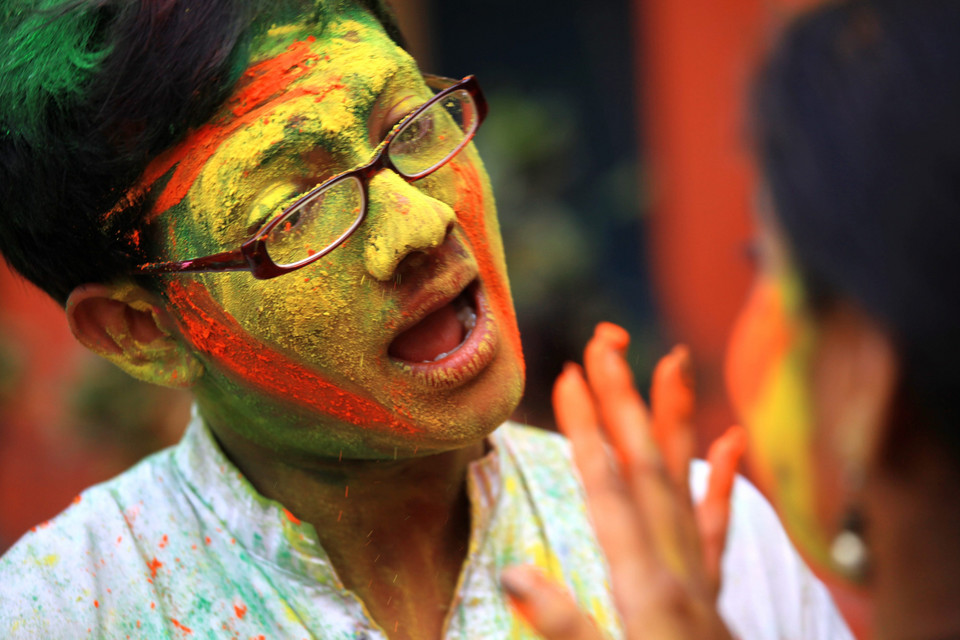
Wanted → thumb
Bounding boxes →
[501,565,604,640]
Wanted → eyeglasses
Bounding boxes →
[135,74,487,280]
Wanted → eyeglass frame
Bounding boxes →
[134,74,487,280]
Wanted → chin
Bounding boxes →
[385,348,525,457]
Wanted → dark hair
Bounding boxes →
[0,0,404,305]
[754,0,960,453]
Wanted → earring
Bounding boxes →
[831,506,870,582]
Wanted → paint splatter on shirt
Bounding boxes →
[0,410,850,639]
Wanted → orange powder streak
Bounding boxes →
[449,160,524,371]
[165,280,421,434]
[147,557,163,578]
[102,39,339,224]
[725,280,794,413]
[169,618,193,635]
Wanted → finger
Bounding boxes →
[552,362,607,485]
[553,364,652,575]
[697,425,748,595]
[651,344,696,497]
[584,325,695,580]
[650,344,702,570]
[501,565,605,640]
[583,323,657,472]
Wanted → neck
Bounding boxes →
[867,429,960,640]
[207,414,486,639]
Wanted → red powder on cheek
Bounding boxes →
[449,161,524,372]
[725,279,794,414]
[164,280,420,435]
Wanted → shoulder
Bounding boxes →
[0,450,179,639]
[493,422,585,501]
[690,461,853,640]
[494,421,573,468]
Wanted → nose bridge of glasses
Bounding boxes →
[361,170,455,281]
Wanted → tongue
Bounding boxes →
[389,301,466,363]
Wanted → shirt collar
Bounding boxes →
[172,406,505,586]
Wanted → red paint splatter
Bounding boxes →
[164,280,421,435]
[204,537,211,545]
[234,603,247,619]
[170,618,193,635]
[159,534,169,549]
[150,602,156,610]
[73,495,82,504]
[94,600,99,608]
[147,557,163,578]
[283,508,301,525]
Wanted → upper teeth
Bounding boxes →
[456,304,477,331]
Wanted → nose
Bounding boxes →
[362,171,456,281]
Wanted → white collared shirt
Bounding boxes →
[0,409,851,639]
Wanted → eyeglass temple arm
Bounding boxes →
[135,249,251,275]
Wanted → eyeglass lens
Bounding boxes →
[262,88,478,268]
[389,89,478,177]
[264,175,365,268]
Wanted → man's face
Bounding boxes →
[146,5,525,460]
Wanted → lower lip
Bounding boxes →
[390,283,499,389]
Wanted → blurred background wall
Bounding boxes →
[0,0,867,634]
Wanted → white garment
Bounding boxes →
[0,410,851,639]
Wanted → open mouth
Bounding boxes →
[387,281,499,388]
[389,282,478,363]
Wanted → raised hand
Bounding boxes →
[501,322,745,639]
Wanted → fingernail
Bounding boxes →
[671,344,694,388]
[594,322,630,350]
[500,567,534,600]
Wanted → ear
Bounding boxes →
[812,301,899,476]
[66,283,203,389]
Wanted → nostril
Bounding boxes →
[396,250,430,276]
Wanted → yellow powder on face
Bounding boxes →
[744,271,834,568]
[177,14,419,364]
[363,171,456,281]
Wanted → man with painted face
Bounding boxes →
[0,1,849,638]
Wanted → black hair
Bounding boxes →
[0,0,404,305]
[754,0,960,453]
